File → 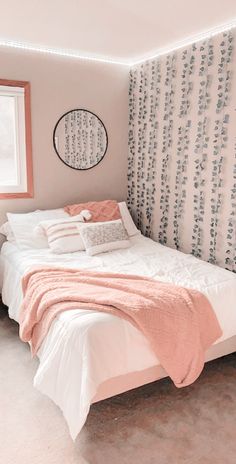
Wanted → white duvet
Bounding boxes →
[1,235,236,439]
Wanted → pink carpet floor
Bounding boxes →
[1,306,236,464]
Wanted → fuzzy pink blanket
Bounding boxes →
[19,267,222,387]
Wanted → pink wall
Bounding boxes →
[0,47,129,225]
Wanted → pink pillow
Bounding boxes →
[64,200,121,223]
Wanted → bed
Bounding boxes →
[1,233,236,439]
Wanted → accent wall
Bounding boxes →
[128,28,236,271]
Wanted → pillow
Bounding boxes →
[35,210,91,254]
[7,209,69,249]
[64,200,121,222]
[118,202,140,237]
[64,200,140,237]
[78,219,130,256]
[0,222,16,243]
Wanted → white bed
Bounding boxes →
[1,234,236,439]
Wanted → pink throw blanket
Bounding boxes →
[19,267,222,387]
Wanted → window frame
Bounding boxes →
[0,79,33,199]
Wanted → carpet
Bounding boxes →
[1,306,236,464]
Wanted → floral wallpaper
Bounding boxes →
[128,28,236,271]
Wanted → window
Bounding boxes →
[0,79,33,198]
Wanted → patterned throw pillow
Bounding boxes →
[78,219,130,256]
[35,210,91,254]
[64,200,121,223]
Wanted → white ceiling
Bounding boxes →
[1,0,236,64]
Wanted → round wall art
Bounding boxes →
[53,109,108,170]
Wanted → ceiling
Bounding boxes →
[1,0,236,64]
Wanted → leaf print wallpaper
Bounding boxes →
[128,28,236,272]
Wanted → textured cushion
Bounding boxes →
[7,209,69,249]
[35,211,91,254]
[65,200,140,237]
[64,200,121,223]
[78,219,130,256]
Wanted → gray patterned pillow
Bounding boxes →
[77,219,130,256]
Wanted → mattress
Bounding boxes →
[1,235,236,439]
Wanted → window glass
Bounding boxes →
[0,95,18,185]
[0,80,33,199]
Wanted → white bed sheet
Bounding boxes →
[1,235,236,439]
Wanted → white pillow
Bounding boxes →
[0,222,16,243]
[78,219,130,256]
[35,210,91,254]
[118,202,140,237]
[7,209,69,249]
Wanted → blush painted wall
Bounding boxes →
[0,47,129,225]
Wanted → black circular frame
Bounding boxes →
[53,108,108,171]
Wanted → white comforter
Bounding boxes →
[1,235,236,439]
